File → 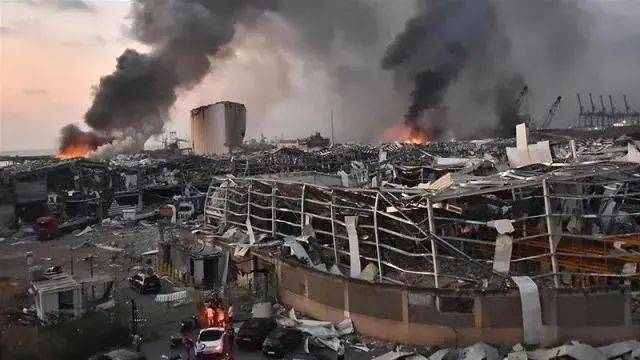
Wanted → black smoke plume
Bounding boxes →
[381,0,600,138]
[494,74,527,137]
[404,43,466,137]
[60,0,278,155]
[382,0,525,138]
[59,0,387,154]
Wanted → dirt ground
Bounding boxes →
[0,221,187,359]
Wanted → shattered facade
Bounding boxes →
[203,130,640,346]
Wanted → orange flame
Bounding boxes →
[57,143,95,159]
[380,123,429,144]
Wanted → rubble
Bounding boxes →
[4,123,640,355]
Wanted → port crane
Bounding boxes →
[539,96,562,129]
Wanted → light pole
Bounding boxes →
[83,254,95,299]
[109,263,121,322]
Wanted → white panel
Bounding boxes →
[493,234,513,274]
[246,218,255,245]
[345,216,361,277]
[512,276,542,345]
[516,123,528,150]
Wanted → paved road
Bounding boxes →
[141,338,380,360]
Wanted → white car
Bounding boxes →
[194,327,225,357]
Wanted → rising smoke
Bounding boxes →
[59,0,628,153]
[60,0,397,154]
[58,124,106,153]
[60,0,279,155]
[382,0,524,139]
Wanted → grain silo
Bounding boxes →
[190,101,246,155]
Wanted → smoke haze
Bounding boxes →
[58,0,640,154]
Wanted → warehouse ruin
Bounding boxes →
[2,112,640,348]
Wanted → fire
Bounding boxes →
[57,143,95,159]
[380,123,430,144]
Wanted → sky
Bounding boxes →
[1,0,639,152]
[1,1,137,151]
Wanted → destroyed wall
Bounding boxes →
[205,160,640,346]
[266,255,638,347]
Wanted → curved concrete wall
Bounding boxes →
[264,256,639,347]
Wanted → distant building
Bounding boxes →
[277,132,330,151]
[191,101,246,155]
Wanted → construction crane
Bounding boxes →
[599,95,608,126]
[540,96,562,129]
[515,86,529,108]
[624,94,632,114]
[514,86,533,126]
[577,93,585,116]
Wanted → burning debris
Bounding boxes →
[57,124,108,159]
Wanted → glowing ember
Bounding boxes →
[380,123,430,144]
[57,144,95,159]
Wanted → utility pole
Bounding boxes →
[83,254,95,299]
[131,299,138,335]
[109,263,121,322]
[330,109,335,146]
[70,246,74,275]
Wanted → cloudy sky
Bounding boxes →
[1,0,639,152]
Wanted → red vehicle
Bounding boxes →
[36,216,61,241]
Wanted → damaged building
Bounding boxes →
[202,126,640,347]
[4,118,640,349]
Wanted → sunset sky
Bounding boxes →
[0,0,375,152]
[1,0,640,152]
[1,1,138,151]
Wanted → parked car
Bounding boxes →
[194,327,225,359]
[128,272,161,294]
[236,318,277,349]
[89,349,146,360]
[44,265,62,277]
[262,328,304,358]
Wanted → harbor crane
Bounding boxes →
[540,96,562,129]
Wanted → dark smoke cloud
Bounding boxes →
[494,74,527,137]
[382,0,518,138]
[380,0,606,139]
[404,43,466,136]
[58,124,107,153]
[62,0,392,153]
[59,0,625,150]
[80,0,277,153]
[58,1,279,155]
